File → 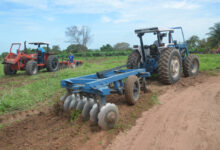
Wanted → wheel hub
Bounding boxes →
[106,111,116,123]
[191,60,198,74]
[170,56,180,78]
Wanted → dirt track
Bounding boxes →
[0,73,220,150]
[107,73,220,150]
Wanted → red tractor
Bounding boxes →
[2,42,59,75]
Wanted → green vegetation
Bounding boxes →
[187,22,220,53]
[0,54,219,115]
[198,54,220,71]
[0,56,126,114]
[148,92,160,106]
[70,110,82,122]
[0,64,3,78]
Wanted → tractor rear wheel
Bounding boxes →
[124,75,140,105]
[46,55,59,72]
[183,54,200,77]
[4,64,17,75]
[158,48,182,84]
[26,60,38,75]
[127,50,141,69]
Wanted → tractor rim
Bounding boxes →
[170,56,180,79]
[32,64,37,74]
[133,81,140,101]
[191,59,198,74]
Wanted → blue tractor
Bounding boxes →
[60,27,200,130]
[127,27,200,84]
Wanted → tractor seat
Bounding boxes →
[150,44,159,55]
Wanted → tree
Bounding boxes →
[100,44,114,51]
[186,35,200,50]
[65,26,92,49]
[66,44,87,53]
[114,42,130,50]
[0,52,9,59]
[207,22,220,48]
[52,45,61,53]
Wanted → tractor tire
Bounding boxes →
[158,48,182,84]
[183,54,200,77]
[26,60,38,75]
[4,64,17,75]
[124,75,140,105]
[127,50,141,69]
[46,55,59,72]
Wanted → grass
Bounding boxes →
[148,92,160,105]
[0,64,3,78]
[0,56,127,114]
[0,54,219,115]
[197,54,220,71]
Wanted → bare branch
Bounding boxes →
[65,26,92,48]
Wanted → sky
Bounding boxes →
[0,0,219,53]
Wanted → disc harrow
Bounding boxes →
[60,65,151,129]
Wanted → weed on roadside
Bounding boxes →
[70,110,82,122]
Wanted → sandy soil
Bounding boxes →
[107,73,220,150]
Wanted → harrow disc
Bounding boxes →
[60,92,71,101]
[90,103,99,125]
[64,95,74,111]
[82,99,94,121]
[98,103,118,130]
[76,97,86,111]
[68,97,78,110]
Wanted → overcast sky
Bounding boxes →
[0,0,219,53]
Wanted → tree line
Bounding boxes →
[1,22,220,59]
[187,22,220,53]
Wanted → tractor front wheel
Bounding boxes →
[158,48,182,84]
[46,55,59,72]
[183,54,200,77]
[26,60,38,75]
[4,64,17,75]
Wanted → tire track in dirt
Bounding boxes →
[107,73,220,150]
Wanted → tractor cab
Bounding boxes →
[134,27,188,63]
[28,42,49,52]
[27,42,49,65]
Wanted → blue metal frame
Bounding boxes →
[61,68,150,105]
[61,68,150,94]
[171,27,189,59]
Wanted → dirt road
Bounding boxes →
[107,74,220,150]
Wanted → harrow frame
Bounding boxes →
[61,66,150,105]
